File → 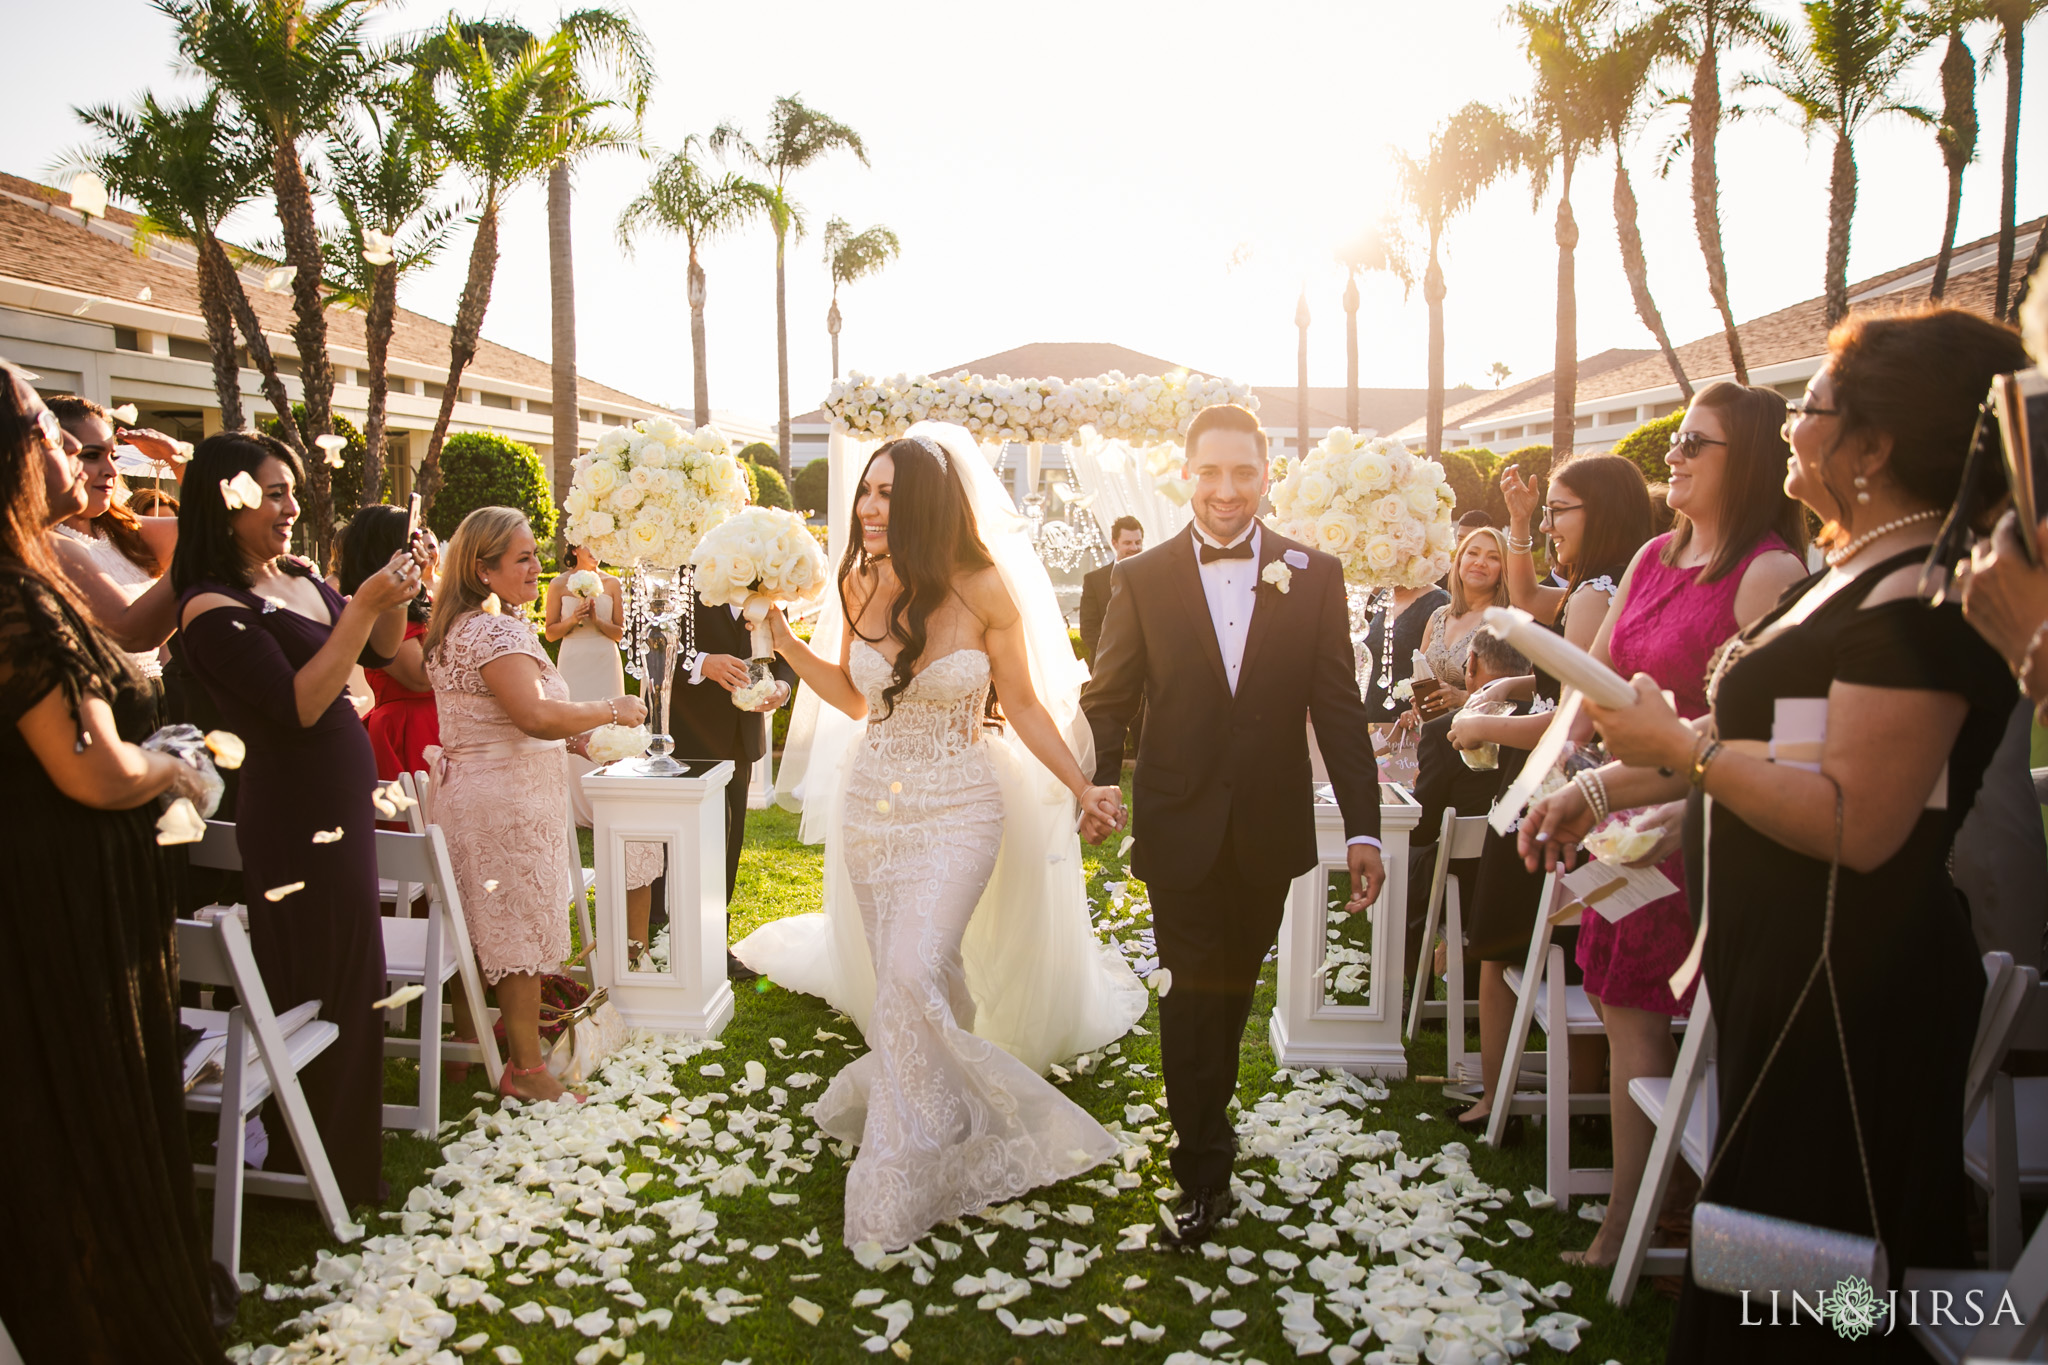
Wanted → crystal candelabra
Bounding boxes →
[626,564,688,776]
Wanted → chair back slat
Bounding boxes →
[1446,813,1490,860]
[1965,954,2038,1128]
[175,919,234,989]
[190,820,242,872]
[373,828,436,884]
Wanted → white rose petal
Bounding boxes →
[156,797,206,845]
[263,881,305,902]
[371,984,424,1012]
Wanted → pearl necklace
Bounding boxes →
[1823,508,1943,567]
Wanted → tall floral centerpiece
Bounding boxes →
[1268,427,1458,691]
[689,506,829,709]
[564,418,749,774]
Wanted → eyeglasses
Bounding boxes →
[1538,501,1582,526]
[1668,431,1727,460]
[27,406,62,450]
[1781,396,1841,439]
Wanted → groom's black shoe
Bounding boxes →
[727,952,760,983]
[1161,1185,1235,1250]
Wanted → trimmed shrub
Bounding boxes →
[738,440,778,467]
[1436,447,1495,521]
[258,406,386,512]
[791,457,831,517]
[427,431,557,543]
[1610,410,1682,488]
[748,459,792,510]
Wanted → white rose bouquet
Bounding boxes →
[1269,427,1457,590]
[562,569,602,598]
[690,506,828,708]
[562,420,747,568]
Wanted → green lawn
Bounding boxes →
[220,798,1674,1364]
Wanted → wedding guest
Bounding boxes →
[1521,307,2027,1360]
[1363,575,1450,721]
[423,507,643,1102]
[45,396,187,709]
[1561,382,1808,1268]
[1079,515,1144,661]
[1443,452,1651,1134]
[543,543,624,827]
[1411,526,1511,719]
[0,362,227,1364]
[130,486,178,517]
[174,430,423,1205]
[337,506,438,782]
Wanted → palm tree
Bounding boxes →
[1394,102,1528,457]
[158,0,380,565]
[1586,6,1693,398]
[1490,361,1514,387]
[324,98,459,508]
[1514,0,1608,462]
[1750,0,1932,327]
[1920,0,1985,300]
[1336,221,1412,429]
[66,91,266,431]
[712,97,869,481]
[410,22,622,514]
[1660,0,1777,384]
[1985,1,2046,318]
[615,138,769,428]
[823,217,901,379]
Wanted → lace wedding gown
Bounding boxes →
[809,640,1121,1249]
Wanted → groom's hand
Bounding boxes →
[1343,843,1385,915]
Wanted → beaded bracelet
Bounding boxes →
[2017,619,2048,703]
[1572,769,1610,825]
[1506,533,1535,554]
[607,697,620,724]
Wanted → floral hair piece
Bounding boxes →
[908,435,949,472]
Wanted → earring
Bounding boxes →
[1854,474,1871,505]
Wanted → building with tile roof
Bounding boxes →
[0,172,766,494]
[1392,216,2045,456]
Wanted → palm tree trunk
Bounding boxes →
[548,160,580,517]
[194,236,243,430]
[1425,232,1447,460]
[1691,33,1749,384]
[362,260,398,510]
[270,137,336,565]
[1344,269,1360,430]
[1930,30,1977,302]
[689,247,710,429]
[774,220,792,482]
[205,236,304,455]
[420,201,501,516]
[1552,156,1579,463]
[1613,154,1691,401]
[1995,16,2024,320]
[1824,133,1858,328]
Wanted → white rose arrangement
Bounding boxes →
[821,368,1258,447]
[563,420,747,569]
[1269,427,1457,590]
[689,507,828,708]
[562,569,602,597]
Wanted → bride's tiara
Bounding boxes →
[906,434,949,472]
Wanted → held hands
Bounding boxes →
[1343,842,1385,914]
[1961,512,2048,679]
[700,653,751,692]
[1077,785,1126,844]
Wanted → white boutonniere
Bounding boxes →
[1262,560,1292,594]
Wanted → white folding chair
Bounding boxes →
[1405,809,1489,1092]
[176,908,349,1287]
[375,825,503,1129]
[1607,988,1718,1305]
[1907,1170,2048,1361]
[1966,964,2048,1271]
[375,771,431,920]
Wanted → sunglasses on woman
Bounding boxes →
[1781,396,1842,440]
[1669,431,1728,460]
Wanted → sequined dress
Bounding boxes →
[811,641,1119,1249]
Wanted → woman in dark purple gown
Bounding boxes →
[171,432,423,1205]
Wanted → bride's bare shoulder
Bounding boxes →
[955,564,1016,625]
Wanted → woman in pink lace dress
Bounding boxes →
[423,508,645,1103]
[1567,381,1808,1266]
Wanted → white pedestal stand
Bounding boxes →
[582,759,736,1037]
[1269,782,1421,1076]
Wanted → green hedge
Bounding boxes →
[1611,410,1682,488]
[791,458,830,518]
[748,459,792,510]
[428,431,557,544]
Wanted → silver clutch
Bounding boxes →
[1690,1201,1888,1297]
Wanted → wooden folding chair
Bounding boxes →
[1484,871,1646,1212]
[1965,960,2047,1271]
[176,910,349,1288]
[1607,988,1717,1305]
[1405,809,1489,1093]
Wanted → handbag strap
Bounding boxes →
[1695,777,1885,1253]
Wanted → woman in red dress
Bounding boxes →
[338,505,437,781]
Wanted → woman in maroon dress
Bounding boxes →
[171,431,422,1204]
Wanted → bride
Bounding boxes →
[736,422,1146,1250]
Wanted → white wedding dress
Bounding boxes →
[732,420,1146,1249]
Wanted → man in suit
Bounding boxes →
[1080,403,1385,1248]
[1079,515,1146,661]
[670,588,798,978]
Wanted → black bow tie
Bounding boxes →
[1199,540,1254,564]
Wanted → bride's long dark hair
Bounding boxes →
[841,436,994,719]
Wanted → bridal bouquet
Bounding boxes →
[1269,427,1458,590]
[562,419,748,568]
[561,569,602,598]
[690,507,828,706]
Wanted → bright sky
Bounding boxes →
[6,0,2046,428]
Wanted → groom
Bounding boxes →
[1080,402,1385,1248]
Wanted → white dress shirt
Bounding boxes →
[1189,522,1380,853]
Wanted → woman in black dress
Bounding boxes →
[0,365,226,1362]
[172,431,422,1205]
[1363,582,1449,721]
[1442,453,1651,1132]
[1521,308,2029,1361]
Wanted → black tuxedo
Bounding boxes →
[1078,561,1114,661]
[668,594,797,897]
[1080,520,1381,1192]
